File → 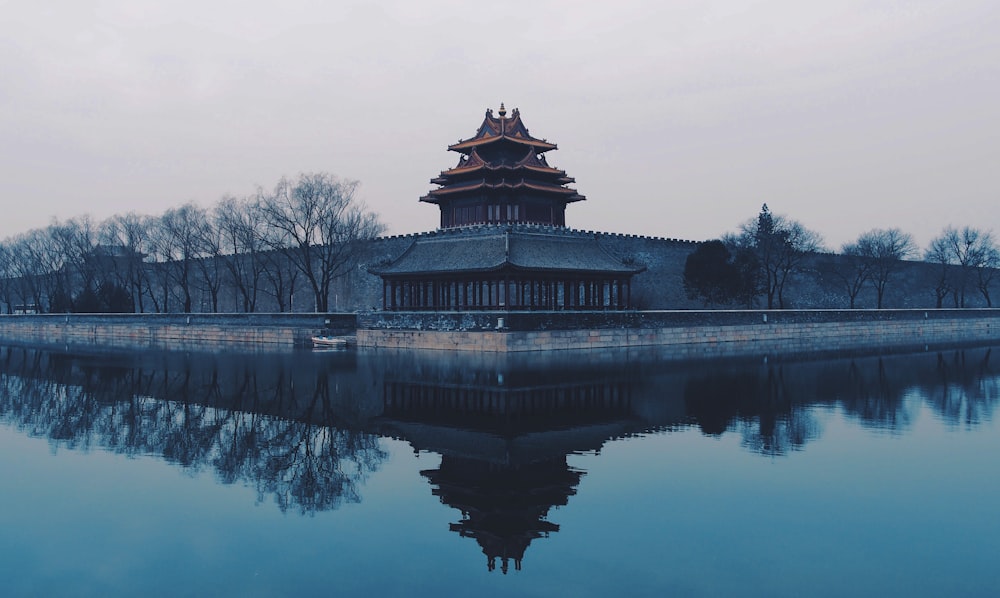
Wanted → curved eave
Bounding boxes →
[518,181,580,195]
[421,181,585,200]
[449,136,557,153]
[434,163,569,179]
[522,164,567,176]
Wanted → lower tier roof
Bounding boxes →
[370,225,645,277]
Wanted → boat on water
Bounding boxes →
[311,335,353,349]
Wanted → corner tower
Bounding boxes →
[421,104,585,228]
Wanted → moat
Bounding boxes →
[1,342,998,596]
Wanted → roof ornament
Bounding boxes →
[498,102,507,118]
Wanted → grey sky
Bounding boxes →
[1,0,997,249]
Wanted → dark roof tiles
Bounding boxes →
[372,228,645,277]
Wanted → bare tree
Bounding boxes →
[975,245,1000,307]
[0,242,15,313]
[853,228,916,309]
[927,226,998,307]
[828,245,870,309]
[214,196,267,312]
[258,249,298,312]
[156,204,210,313]
[728,204,824,309]
[9,228,65,312]
[49,216,99,301]
[925,235,954,308]
[258,173,384,312]
[193,214,225,312]
[99,213,155,313]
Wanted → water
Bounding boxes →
[0,343,998,597]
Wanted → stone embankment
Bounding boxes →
[2,310,998,357]
[0,313,356,351]
[357,309,1000,355]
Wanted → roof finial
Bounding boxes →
[498,102,506,118]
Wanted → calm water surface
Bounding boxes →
[0,342,998,597]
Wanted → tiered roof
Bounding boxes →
[446,104,557,153]
[420,105,585,218]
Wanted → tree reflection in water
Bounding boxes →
[0,342,998,571]
[0,346,386,514]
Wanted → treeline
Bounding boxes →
[0,172,384,314]
[684,204,1000,309]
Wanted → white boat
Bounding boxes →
[311,335,352,348]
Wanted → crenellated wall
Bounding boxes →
[344,226,979,312]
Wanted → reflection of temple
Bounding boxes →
[424,457,580,574]
[379,364,638,573]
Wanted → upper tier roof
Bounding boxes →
[448,105,557,153]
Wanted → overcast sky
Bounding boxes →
[1,0,997,249]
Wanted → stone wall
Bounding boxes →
[342,229,988,312]
[4,225,992,315]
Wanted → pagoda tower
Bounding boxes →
[421,104,584,228]
[370,105,644,311]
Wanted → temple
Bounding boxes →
[421,103,584,228]
[372,105,644,311]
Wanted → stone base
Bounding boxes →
[358,316,1000,355]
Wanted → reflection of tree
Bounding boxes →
[835,358,913,430]
[738,410,817,456]
[927,348,998,427]
[683,366,819,456]
[680,346,999,455]
[0,346,386,515]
